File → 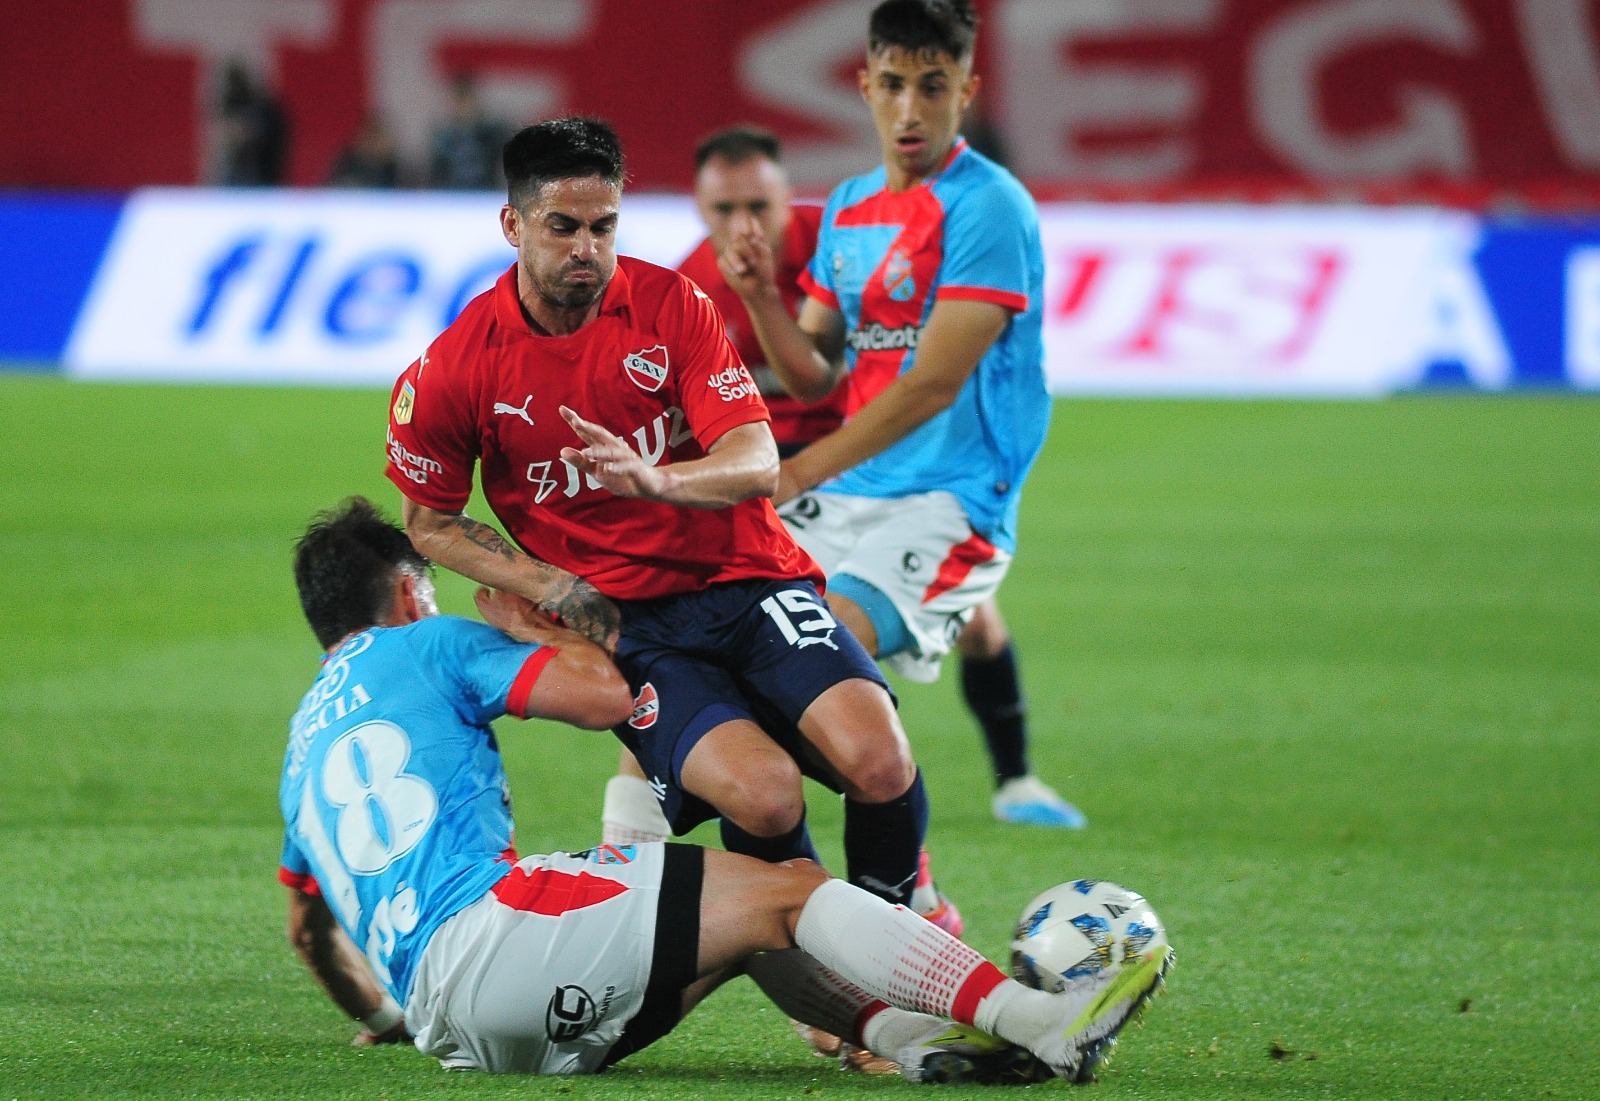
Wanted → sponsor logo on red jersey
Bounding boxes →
[708,364,758,402]
[624,345,669,391]
[628,682,659,729]
[387,428,441,483]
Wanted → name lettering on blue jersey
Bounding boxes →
[287,632,377,779]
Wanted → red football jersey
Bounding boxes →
[385,259,821,601]
[677,204,849,450]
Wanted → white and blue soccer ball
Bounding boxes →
[1009,880,1168,993]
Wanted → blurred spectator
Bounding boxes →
[216,59,289,186]
[960,100,1009,170]
[427,75,512,189]
[327,114,401,188]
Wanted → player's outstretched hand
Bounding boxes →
[475,586,560,639]
[716,224,778,304]
[351,1020,412,1046]
[559,406,668,500]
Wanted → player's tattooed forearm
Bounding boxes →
[450,515,520,560]
[546,578,621,647]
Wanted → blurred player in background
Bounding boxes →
[385,117,939,918]
[279,497,1163,1081]
[712,2,1083,833]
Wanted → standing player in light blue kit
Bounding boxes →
[718,0,1064,820]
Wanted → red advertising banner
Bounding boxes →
[4,0,1600,200]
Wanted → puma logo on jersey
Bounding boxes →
[494,395,535,425]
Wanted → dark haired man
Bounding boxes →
[385,118,938,924]
[683,127,850,461]
[278,498,1165,1080]
[604,123,1081,860]
[715,3,1082,829]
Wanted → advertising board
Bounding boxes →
[1,189,1595,394]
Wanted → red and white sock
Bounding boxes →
[744,948,945,1057]
[793,879,1008,1022]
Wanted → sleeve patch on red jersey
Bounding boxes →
[393,380,415,424]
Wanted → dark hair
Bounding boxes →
[694,126,782,171]
[868,0,978,62]
[293,496,430,648]
[502,116,625,210]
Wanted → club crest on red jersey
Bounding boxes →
[623,345,669,392]
[627,683,660,729]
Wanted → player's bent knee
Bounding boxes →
[715,759,805,837]
[840,753,917,804]
[726,798,804,838]
[766,860,833,935]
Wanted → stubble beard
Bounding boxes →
[536,264,608,312]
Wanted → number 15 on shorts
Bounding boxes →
[761,589,839,650]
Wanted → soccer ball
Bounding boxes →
[1009,880,1168,993]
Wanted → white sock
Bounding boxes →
[601,775,669,846]
[972,977,1092,1053]
[793,879,1006,1021]
[743,948,945,1059]
[861,1005,948,1059]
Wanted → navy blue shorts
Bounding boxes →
[609,578,890,834]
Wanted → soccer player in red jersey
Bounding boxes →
[385,117,934,914]
[677,128,848,461]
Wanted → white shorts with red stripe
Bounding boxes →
[782,489,1012,683]
[404,844,665,1074]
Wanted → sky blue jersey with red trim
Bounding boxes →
[278,616,553,1003]
[798,140,1049,553]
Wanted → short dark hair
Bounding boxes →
[868,0,978,63]
[694,126,782,171]
[293,497,430,649]
[502,116,625,210]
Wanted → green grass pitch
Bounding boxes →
[1,374,1596,1099]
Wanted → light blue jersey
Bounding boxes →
[798,140,1050,553]
[278,616,551,1003]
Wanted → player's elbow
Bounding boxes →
[400,499,453,559]
[546,653,635,729]
[900,373,964,422]
[581,674,636,730]
[751,452,781,499]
